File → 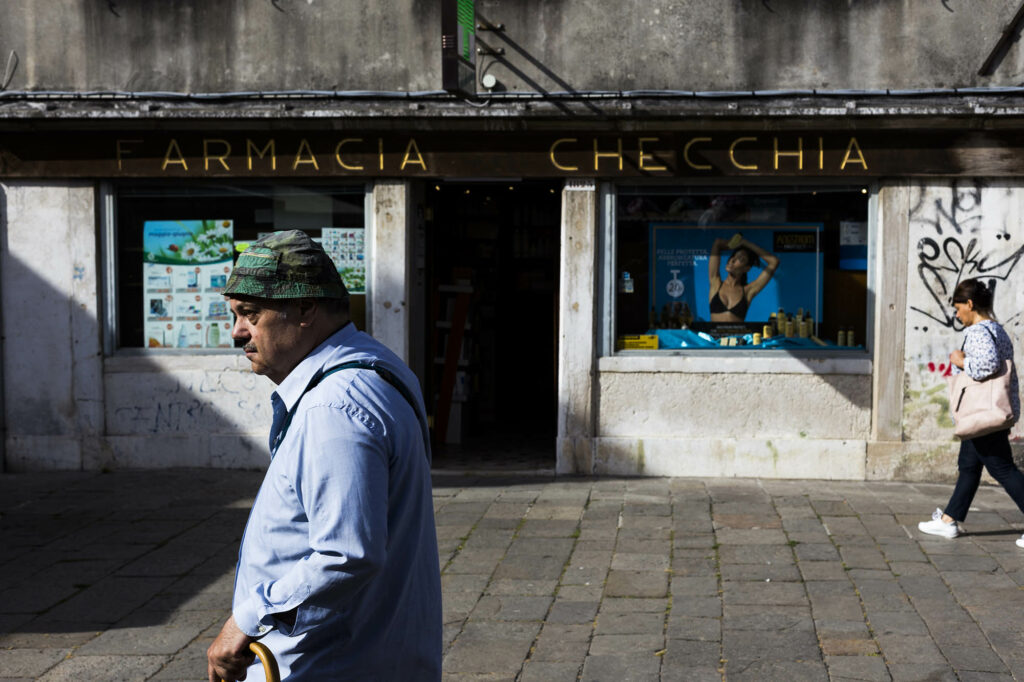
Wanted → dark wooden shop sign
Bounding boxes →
[0,129,1020,178]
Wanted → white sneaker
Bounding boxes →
[1016,535,1024,549]
[918,508,959,538]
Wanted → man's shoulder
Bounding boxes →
[295,385,386,443]
[344,328,406,364]
[307,359,409,415]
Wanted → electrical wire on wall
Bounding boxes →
[4,85,1024,103]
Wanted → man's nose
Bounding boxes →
[231,318,249,340]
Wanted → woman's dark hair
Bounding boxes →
[952,278,994,312]
[732,246,761,286]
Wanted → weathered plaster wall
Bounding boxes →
[595,367,871,479]
[370,181,411,364]
[0,2,436,92]
[1,183,102,470]
[1,1,1022,93]
[594,436,867,480]
[0,179,430,472]
[599,372,870,439]
[556,182,598,475]
[100,355,273,470]
[899,180,1024,478]
[0,182,278,471]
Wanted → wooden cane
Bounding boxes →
[249,642,281,682]
[222,641,280,682]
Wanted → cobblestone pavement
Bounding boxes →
[4,468,1024,681]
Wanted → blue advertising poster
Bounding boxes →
[143,220,235,349]
[649,223,823,325]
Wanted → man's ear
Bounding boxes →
[296,298,319,326]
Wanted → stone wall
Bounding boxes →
[594,356,872,479]
[0,182,275,471]
[897,180,1024,479]
[1,1,1021,93]
[1,183,103,470]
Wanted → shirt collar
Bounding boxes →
[272,322,357,412]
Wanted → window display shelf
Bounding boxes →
[648,328,863,350]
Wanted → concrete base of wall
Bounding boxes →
[593,437,867,479]
[5,433,271,471]
[571,437,1024,483]
[556,437,594,475]
[98,435,270,470]
[4,435,85,471]
[867,440,1024,483]
[866,441,958,482]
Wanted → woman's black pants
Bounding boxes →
[944,429,1024,522]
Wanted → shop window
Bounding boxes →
[611,185,870,352]
[109,183,367,351]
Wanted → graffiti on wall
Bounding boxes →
[109,368,271,435]
[909,180,1024,331]
[905,181,1024,442]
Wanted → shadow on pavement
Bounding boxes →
[0,458,560,638]
[0,469,262,636]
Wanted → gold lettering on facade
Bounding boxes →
[638,137,667,171]
[246,139,277,171]
[683,137,712,170]
[292,139,320,170]
[840,137,868,170]
[121,133,873,177]
[335,138,364,171]
[549,138,579,171]
[161,139,188,171]
[203,139,232,171]
[400,138,427,170]
[116,139,142,171]
[728,137,758,171]
[593,139,623,171]
[773,137,803,170]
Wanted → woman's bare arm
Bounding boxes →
[708,238,727,294]
[741,238,780,298]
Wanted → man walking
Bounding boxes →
[207,230,441,681]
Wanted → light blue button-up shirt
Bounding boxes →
[233,323,441,681]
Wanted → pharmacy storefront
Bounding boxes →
[1,122,1022,478]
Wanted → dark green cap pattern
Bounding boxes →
[223,230,350,300]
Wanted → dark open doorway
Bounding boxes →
[423,181,561,464]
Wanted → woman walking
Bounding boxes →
[918,278,1023,544]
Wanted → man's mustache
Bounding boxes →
[244,344,257,352]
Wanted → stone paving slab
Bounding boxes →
[7,469,1024,679]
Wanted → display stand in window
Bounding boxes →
[143,219,234,349]
[319,227,366,294]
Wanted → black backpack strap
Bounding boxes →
[322,361,430,450]
[272,361,430,458]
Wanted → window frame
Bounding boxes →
[598,180,878,372]
[99,180,371,356]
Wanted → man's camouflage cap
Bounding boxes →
[223,230,349,300]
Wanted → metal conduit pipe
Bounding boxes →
[2,86,1024,102]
